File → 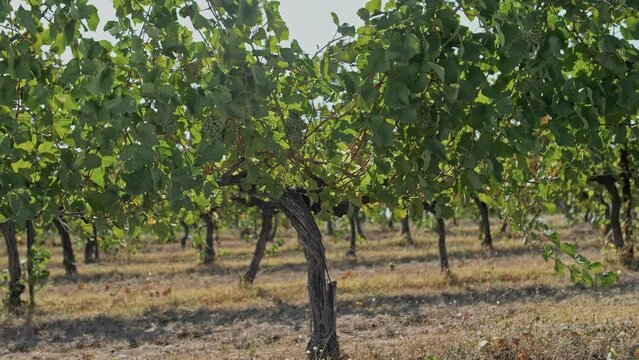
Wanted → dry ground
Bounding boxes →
[0,216,638,359]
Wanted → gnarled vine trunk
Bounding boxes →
[355,208,366,240]
[591,175,624,250]
[242,203,276,285]
[275,188,338,360]
[400,215,414,245]
[326,218,334,236]
[200,213,215,265]
[270,213,278,240]
[326,219,335,236]
[620,148,635,264]
[347,214,357,256]
[26,220,36,306]
[436,217,449,273]
[1,221,24,307]
[180,220,189,249]
[85,223,99,264]
[499,218,509,235]
[53,218,77,276]
[424,203,449,273]
[594,194,613,235]
[473,196,493,250]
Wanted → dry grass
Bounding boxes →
[0,216,638,359]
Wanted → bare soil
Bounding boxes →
[0,217,638,359]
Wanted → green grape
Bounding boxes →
[202,115,224,142]
[528,27,544,45]
[285,111,305,149]
[417,103,431,130]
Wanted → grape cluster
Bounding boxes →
[202,115,225,142]
[285,111,305,149]
[527,27,544,46]
[417,103,432,130]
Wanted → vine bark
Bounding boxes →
[274,188,338,359]
[53,218,77,276]
[1,221,23,307]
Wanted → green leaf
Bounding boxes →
[141,82,176,102]
[238,0,259,27]
[495,96,514,115]
[80,4,100,31]
[357,8,370,21]
[120,144,154,171]
[624,16,639,38]
[86,65,114,95]
[384,80,410,109]
[331,12,339,26]
[370,116,394,147]
[136,122,159,146]
[361,82,380,109]
[463,169,482,190]
[87,189,118,213]
[122,168,153,195]
[0,76,18,105]
[61,59,81,85]
[37,141,56,155]
[172,167,199,191]
[196,140,224,164]
[365,0,381,13]
[559,242,578,257]
[90,167,105,187]
[426,61,445,82]
[596,272,619,286]
[15,6,37,33]
[11,159,32,172]
[105,96,137,114]
[588,262,602,271]
[82,154,102,170]
[617,78,639,110]
[15,138,35,153]
[581,269,593,287]
[389,32,421,60]
[365,47,390,73]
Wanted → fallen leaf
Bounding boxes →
[540,115,551,125]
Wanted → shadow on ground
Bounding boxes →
[2,277,636,353]
[48,243,554,285]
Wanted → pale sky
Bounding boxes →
[9,0,477,54]
[278,1,364,51]
[87,0,365,53]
